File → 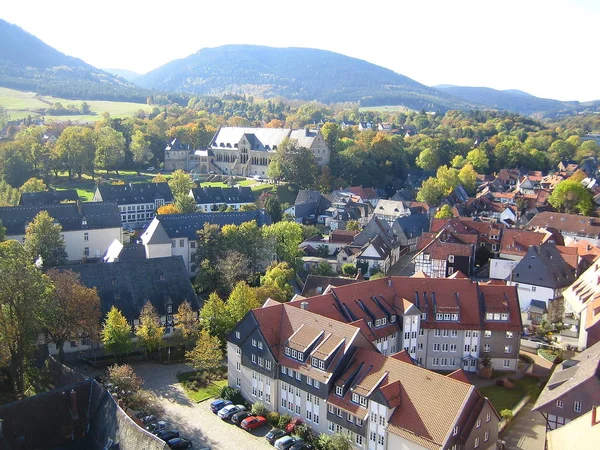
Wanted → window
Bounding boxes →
[451,330,458,338]
[281,366,287,375]
[336,386,343,396]
[313,413,319,424]
[532,286,536,292]
[252,354,256,364]
[355,435,363,445]
[465,345,470,352]
[336,407,342,418]
[235,331,240,339]
[574,401,582,412]
[500,313,508,321]
[347,413,353,423]
[442,343,449,352]
[466,330,471,337]
[369,432,376,442]
[236,377,241,388]
[357,418,363,426]
[453,426,458,436]
[296,371,301,381]
[506,331,513,339]
[236,347,241,355]
[476,418,481,428]
[442,329,450,337]
[421,312,427,320]
[503,359,511,368]
[504,345,512,353]
[486,412,491,422]
[319,360,325,370]
[433,344,440,351]
[483,344,490,353]
[266,360,272,370]
[352,393,359,404]
[474,436,480,448]
[556,400,563,408]
[307,377,312,386]
[84,247,89,256]
[419,328,424,336]
[258,357,264,366]
[378,435,385,445]
[252,339,257,347]
[314,380,320,389]
[190,241,196,248]
[484,430,489,442]
[432,358,439,366]
[434,329,441,337]
[179,239,184,247]
[418,343,424,350]
[84,232,89,242]
[485,330,492,338]
[451,314,458,321]
[448,255,455,263]
[258,341,263,349]
[450,344,457,352]
[486,313,493,320]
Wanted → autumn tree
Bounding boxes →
[106,363,143,393]
[0,240,53,397]
[436,166,460,193]
[199,293,230,343]
[94,127,126,174]
[157,203,181,215]
[135,302,164,357]
[53,126,96,179]
[227,281,261,325]
[416,177,444,205]
[548,180,593,215]
[152,174,168,183]
[168,169,195,198]
[23,211,67,266]
[186,329,224,374]
[435,204,454,219]
[174,300,198,348]
[130,130,152,174]
[45,269,101,362]
[101,306,132,361]
[257,262,295,302]
[20,177,47,193]
[458,163,478,194]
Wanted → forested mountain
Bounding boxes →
[0,20,149,102]
[435,85,600,117]
[104,68,142,83]
[136,45,479,112]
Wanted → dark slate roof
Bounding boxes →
[527,299,547,314]
[301,275,360,297]
[191,186,255,204]
[295,190,322,205]
[222,186,254,203]
[0,202,121,235]
[154,210,272,240]
[19,189,79,206]
[511,243,577,289]
[95,183,174,205]
[294,201,317,218]
[60,256,199,320]
[165,137,191,151]
[393,214,430,239]
[115,244,147,261]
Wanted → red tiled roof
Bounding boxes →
[446,369,471,384]
[528,212,600,238]
[499,228,555,257]
[348,186,378,200]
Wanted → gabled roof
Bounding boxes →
[0,202,121,235]
[511,243,577,289]
[141,219,171,245]
[373,199,410,217]
[392,214,430,239]
[534,340,600,411]
[19,189,79,206]
[499,228,558,257]
[347,186,378,200]
[528,212,600,239]
[300,275,360,297]
[95,182,174,204]
[57,256,199,320]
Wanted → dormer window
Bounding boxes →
[285,347,290,355]
[501,313,509,321]
[390,315,396,323]
[451,314,458,321]
[485,313,493,320]
[448,255,455,263]
[167,304,173,314]
[311,357,318,367]
[436,313,443,320]
[421,313,427,320]
[82,219,87,226]
[292,349,298,358]
[335,386,343,396]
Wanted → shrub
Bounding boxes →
[278,413,292,429]
[267,411,280,427]
[500,409,514,421]
[251,402,269,417]
[219,386,245,405]
[286,417,303,433]
[294,423,317,442]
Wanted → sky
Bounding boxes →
[2,0,599,101]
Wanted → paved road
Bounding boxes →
[132,362,274,450]
[501,403,546,450]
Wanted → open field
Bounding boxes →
[0,87,152,122]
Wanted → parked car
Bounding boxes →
[275,436,302,450]
[231,410,253,424]
[210,398,232,413]
[290,443,313,450]
[241,415,267,431]
[266,428,288,445]
[167,437,193,449]
[217,404,246,420]
[156,429,180,441]
[146,166,155,171]
[141,415,157,425]
[147,421,169,433]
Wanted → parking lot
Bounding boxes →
[133,362,274,450]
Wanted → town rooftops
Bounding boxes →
[189,186,254,204]
[373,199,410,218]
[511,244,577,289]
[528,212,600,239]
[534,340,600,412]
[0,202,121,235]
[392,213,430,239]
[148,210,271,240]
[347,186,378,200]
[499,228,558,257]
[60,256,199,320]
[210,127,320,151]
[95,182,174,205]
[19,189,79,206]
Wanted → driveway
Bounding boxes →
[132,362,274,450]
[501,403,546,450]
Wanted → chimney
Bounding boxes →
[301,302,309,311]
[76,199,83,214]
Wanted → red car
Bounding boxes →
[241,415,267,431]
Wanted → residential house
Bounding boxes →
[546,406,600,450]
[189,186,255,211]
[528,211,600,246]
[523,300,548,327]
[495,169,521,189]
[285,190,331,223]
[557,160,579,176]
[372,199,411,224]
[287,276,521,372]
[533,341,600,431]
[346,186,379,206]
[354,235,394,276]
[507,244,577,311]
[50,256,199,356]
[516,175,539,195]
[390,213,430,251]
[92,182,174,228]
[18,189,79,205]
[227,300,500,449]
[300,230,358,257]
[540,173,566,191]
[358,121,372,131]
[489,228,559,280]
[0,202,121,262]
[140,210,272,274]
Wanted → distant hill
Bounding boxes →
[434,85,600,117]
[0,19,149,102]
[136,44,478,111]
[104,68,142,83]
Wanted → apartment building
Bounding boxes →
[228,302,500,449]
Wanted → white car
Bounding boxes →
[217,404,245,420]
[146,166,155,171]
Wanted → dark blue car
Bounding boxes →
[210,398,232,413]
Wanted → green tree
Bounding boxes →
[168,169,195,198]
[106,363,143,394]
[458,163,478,194]
[451,155,466,169]
[0,219,5,242]
[416,177,444,205]
[94,127,126,174]
[263,221,304,267]
[200,292,230,343]
[45,269,101,362]
[346,220,361,231]
[0,240,53,397]
[101,306,132,361]
[264,195,283,223]
[436,166,460,193]
[466,148,489,172]
[20,177,47,193]
[152,174,168,183]
[186,329,224,372]
[130,130,152,174]
[267,138,318,189]
[53,126,96,179]
[174,300,199,348]
[174,194,197,213]
[23,211,67,266]
[548,180,593,215]
[312,261,336,276]
[222,220,264,273]
[259,262,295,302]
[227,281,261,325]
[341,263,357,276]
[416,148,440,171]
[435,204,454,219]
[218,250,251,295]
[135,301,164,357]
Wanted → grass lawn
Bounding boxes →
[479,375,542,412]
[0,87,151,122]
[177,369,228,403]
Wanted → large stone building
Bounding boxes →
[165,127,330,177]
